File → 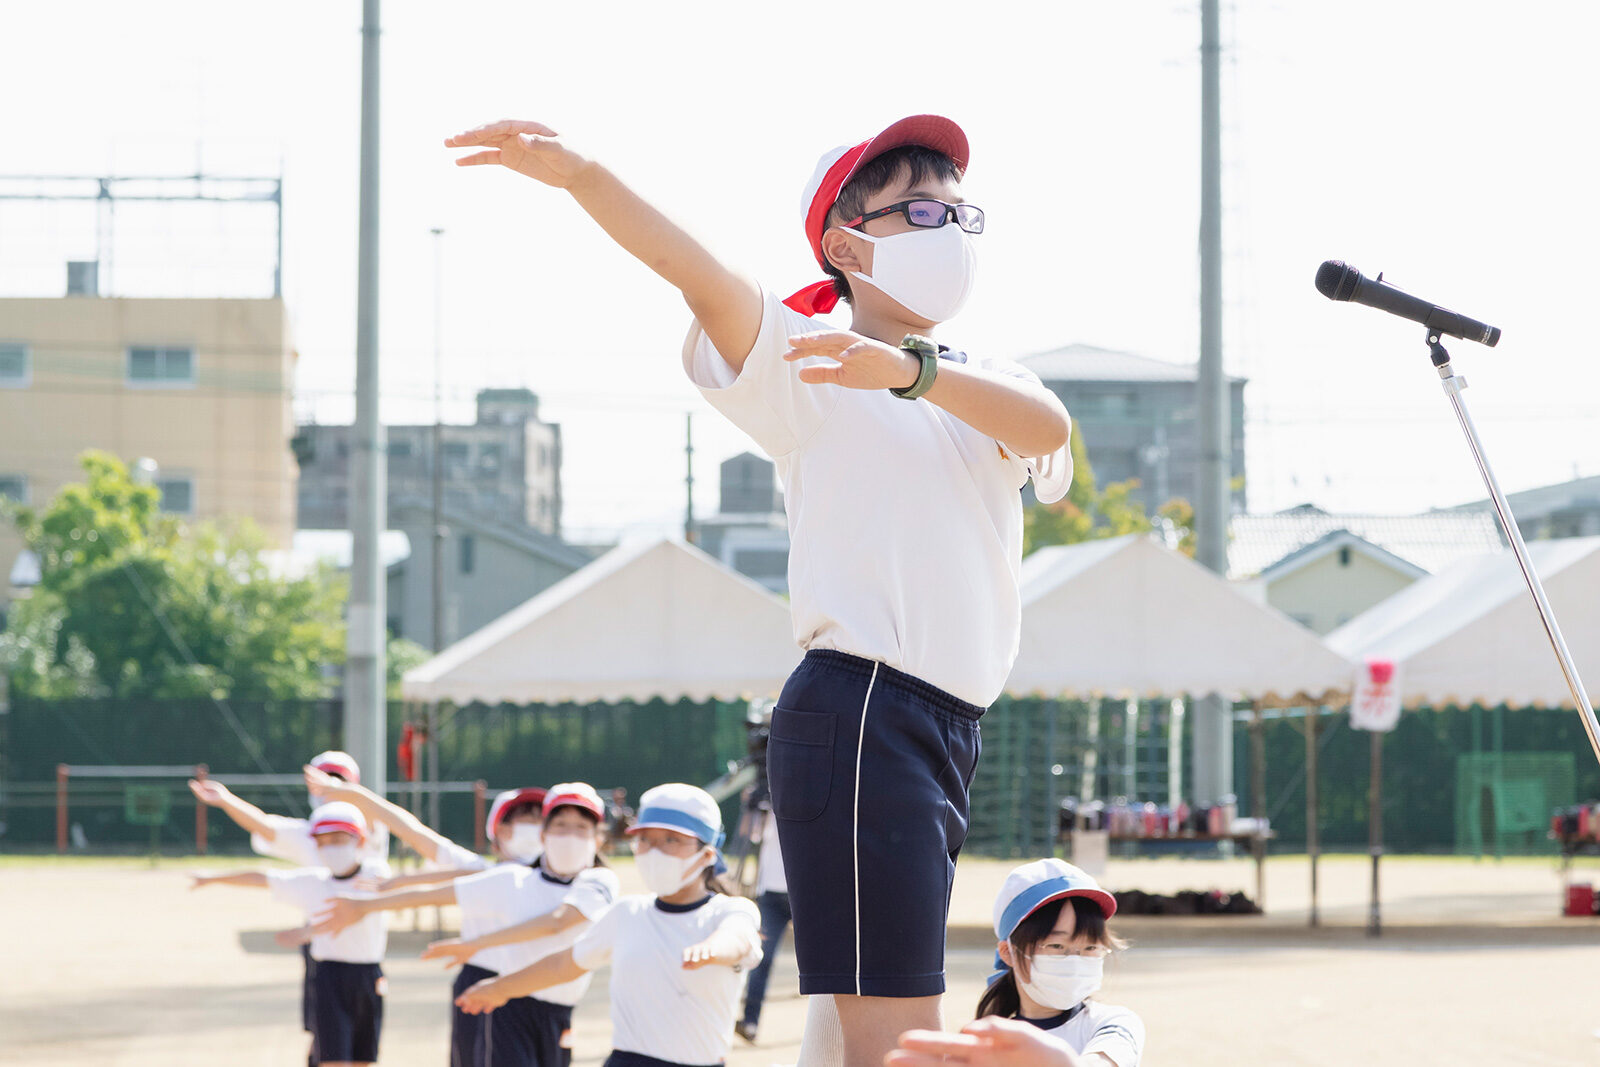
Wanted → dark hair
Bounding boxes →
[544,803,609,868]
[975,896,1123,1019]
[820,144,963,307]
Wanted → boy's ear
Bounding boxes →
[821,227,864,275]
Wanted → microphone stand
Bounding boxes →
[1426,328,1600,767]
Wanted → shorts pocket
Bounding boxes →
[767,707,836,823]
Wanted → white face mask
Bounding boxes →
[504,823,544,865]
[541,832,596,875]
[843,222,978,323]
[319,844,362,877]
[1017,954,1103,1011]
[635,848,708,897]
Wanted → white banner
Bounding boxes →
[1351,658,1403,732]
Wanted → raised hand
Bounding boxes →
[187,778,233,806]
[444,119,594,189]
[304,765,355,803]
[312,897,366,938]
[783,331,920,392]
[455,976,511,1015]
[421,937,478,969]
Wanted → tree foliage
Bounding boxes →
[1023,423,1198,557]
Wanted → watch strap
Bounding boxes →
[891,335,940,400]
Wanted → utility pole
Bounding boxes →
[346,0,387,798]
[684,412,696,544]
[1193,0,1233,806]
[430,227,446,654]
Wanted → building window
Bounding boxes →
[156,476,195,515]
[127,346,195,387]
[389,439,415,459]
[0,474,27,503]
[443,442,470,465]
[459,533,476,575]
[0,343,30,387]
[480,444,501,471]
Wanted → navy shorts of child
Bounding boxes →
[767,649,983,997]
[479,995,573,1067]
[451,963,496,1067]
[301,943,316,1033]
[310,960,384,1064]
[603,1052,718,1067]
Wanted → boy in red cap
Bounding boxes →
[446,114,1072,1067]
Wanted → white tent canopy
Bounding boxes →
[401,537,800,706]
[1010,534,1355,704]
[1326,536,1600,710]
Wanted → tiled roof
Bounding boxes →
[1228,504,1506,579]
[1019,343,1246,384]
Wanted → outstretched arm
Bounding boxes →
[454,948,587,1014]
[190,870,269,891]
[188,779,278,841]
[445,119,762,373]
[421,903,587,968]
[313,884,457,937]
[887,1018,1088,1067]
[681,916,761,971]
[379,867,482,892]
[305,766,456,865]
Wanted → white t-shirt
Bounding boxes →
[684,287,1072,707]
[251,814,392,877]
[755,811,787,896]
[267,859,389,964]
[454,862,620,1003]
[571,893,762,1064]
[1032,1000,1145,1067]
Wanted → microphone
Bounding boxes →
[1315,260,1501,347]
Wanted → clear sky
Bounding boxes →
[4,1,1597,542]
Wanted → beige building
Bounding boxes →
[0,296,296,605]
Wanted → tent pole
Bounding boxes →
[1305,706,1319,928]
[1251,702,1266,912]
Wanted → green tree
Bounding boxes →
[1,452,348,699]
[1023,423,1198,556]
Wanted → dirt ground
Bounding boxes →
[7,851,1600,1065]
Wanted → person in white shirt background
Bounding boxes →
[734,806,789,1045]
[455,783,762,1067]
[190,802,389,1067]
[315,784,611,1067]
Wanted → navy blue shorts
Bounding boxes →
[309,960,384,1064]
[603,1052,717,1067]
[768,650,983,998]
[481,995,572,1067]
[452,963,497,1067]
[301,943,315,1033]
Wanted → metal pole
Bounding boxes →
[195,763,209,855]
[473,780,488,854]
[56,763,69,854]
[1305,708,1320,928]
[345,0,387,799]
[1434,347,1598,760]
[1251,704,1266,911]
[431,227,446,654]
[1368,728,1383,937]
[684,413,695,544]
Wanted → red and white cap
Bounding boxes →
[785,114,970,317]
[542,782,606,821]
[309,801,368,843]
[309,750,360,783]
[486,786,548,839]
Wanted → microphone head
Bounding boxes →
[1315,260,1361,302]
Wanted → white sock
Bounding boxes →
[796,994,844,1067]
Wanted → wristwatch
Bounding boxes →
[891,334,939,400]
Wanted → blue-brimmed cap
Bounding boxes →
[994,858,1117,942]
[630,783,726,851]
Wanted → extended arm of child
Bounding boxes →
[454,948,587,1014]
[680,915,761,971]
[421,903,587,968]
[190,870,269,890]
[379,867,481,892]
[187,779,278,841]
[305,765,457,865]
[888,1018,1101,1067]
[313,883,457,936]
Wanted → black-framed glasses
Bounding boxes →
[844,199,985,234]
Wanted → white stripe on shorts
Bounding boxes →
[852,663,879,996]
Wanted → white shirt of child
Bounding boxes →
[684,287,1072,707]
[268,858,389,964]
[755,811,787,896]
[571,893,762,1064]
[454,862,619,1002]
[252,815,392,877]
[1034,1000,1145,1067]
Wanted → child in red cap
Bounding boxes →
[445,114,1072,1067]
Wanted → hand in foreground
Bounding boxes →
[455,976,511,1015]
[188,779,234,806]
[421,937,478,969]
[681,935,722,970]
[885,1017,1083,1067]
[784,331,919,392]
[444,120,594,189]
[304,765,357,803]
[312,898,367,938]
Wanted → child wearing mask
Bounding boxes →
[443,112,1072,1067]
[455,783,762,1067]
[316,784,616,1067]
[189,802,388,1067]
[974,859,1142,1067]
